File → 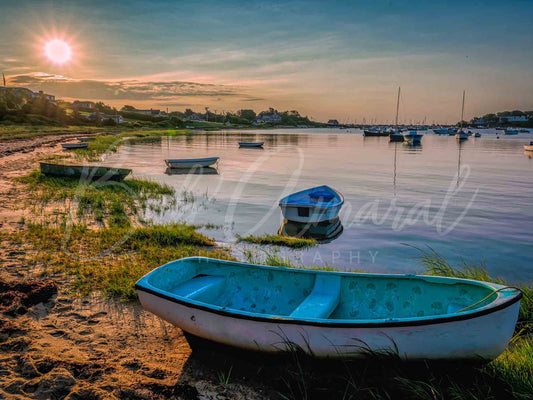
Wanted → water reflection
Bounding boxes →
[165,167,219,175]
[278,217,343,243]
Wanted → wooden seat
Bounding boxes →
[171,275,224,300]
[290,275,341,319]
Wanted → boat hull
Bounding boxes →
[137,287,519,360]
[61,143,88,149]
[40,162,131,181]
[165,157,219,168]
[280,204,342,223]
[238,142,264,148]
[363,130,389,137]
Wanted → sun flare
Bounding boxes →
[44,39,71,63]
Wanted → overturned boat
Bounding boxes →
[136,257,521,360]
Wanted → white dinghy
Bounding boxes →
[279,185,344,223]
[136,257,522,360]
[165,157,219,169]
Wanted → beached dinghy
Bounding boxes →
[77,137,96,142]
[279,185,343,223]
[239,141,264,148]
[165,157,219,169]
[40,162,131,181]
[61,142,88,149]
[136,257,521,360]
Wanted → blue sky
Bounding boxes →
[1,0,532,122]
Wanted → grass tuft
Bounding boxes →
[237,234,317,249]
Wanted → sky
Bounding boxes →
[1,0,532,123]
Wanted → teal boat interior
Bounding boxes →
[136,258,520,324]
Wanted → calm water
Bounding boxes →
[102,129,533,283]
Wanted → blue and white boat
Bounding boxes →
[403,131,423,144]
[473,132,481,137]
[504,130,519,135]
[279,185,344,223]
[455,130,469,141]
[136,257,522,359]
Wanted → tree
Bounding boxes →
[237,109,256,122]
[121,105,136,111]
[184,108,194,117]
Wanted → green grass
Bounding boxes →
[0,125,126,141]
[7,222,231,299]
[237,233,317,249]
[70,129,189,160]
[16,170,175,227]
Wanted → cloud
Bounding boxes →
[8,72,244,102]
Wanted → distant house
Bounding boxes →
[328,119,339,125]
[186,113,205,121]
[135,108,163,116]
[255,112,282,124]
[498,115,528,123]
[0,87,55,102]
[73,100,95,109]
[88,112,123,124]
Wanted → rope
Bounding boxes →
[454,286,529,314]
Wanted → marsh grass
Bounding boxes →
[237,234,317,249]
[16,170,175,227]
[10,222,231,298]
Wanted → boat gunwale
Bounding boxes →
[278,185,344,209]
[135,257,522,328]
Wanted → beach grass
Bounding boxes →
[16,170,175,227]
[237,233,317,249]
[0,125,125,140]
[8,222,231,299]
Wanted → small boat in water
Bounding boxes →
[238,142,264,148]
[504,130,519,135]
[473,132,481,137]
[279,185,343,223]
[455,130,469,141]
[77,137,96,142]
[389,132,404,142]
[40,162,131,181]
[403,131,423,144]
[165,157,219,169]
[519,129,529,133]
[363,128,389,137]
[61,143,88,150]
[524,141,533,152]
[136,257,521,359]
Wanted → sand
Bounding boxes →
[0,133,271,399]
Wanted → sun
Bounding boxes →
[44,39,72,64]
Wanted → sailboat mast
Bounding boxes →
[460,90,465,129]
[395,87,401,130]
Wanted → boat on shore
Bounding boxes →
[165,157,219,169]
[238,141,264,148]
[136,257,521,359]
[40,162,131,181]
[403,131,423,145]
[77,137,96,142]
[61,143,88,150]
[524,141,533,152]
[279,185,343,223]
